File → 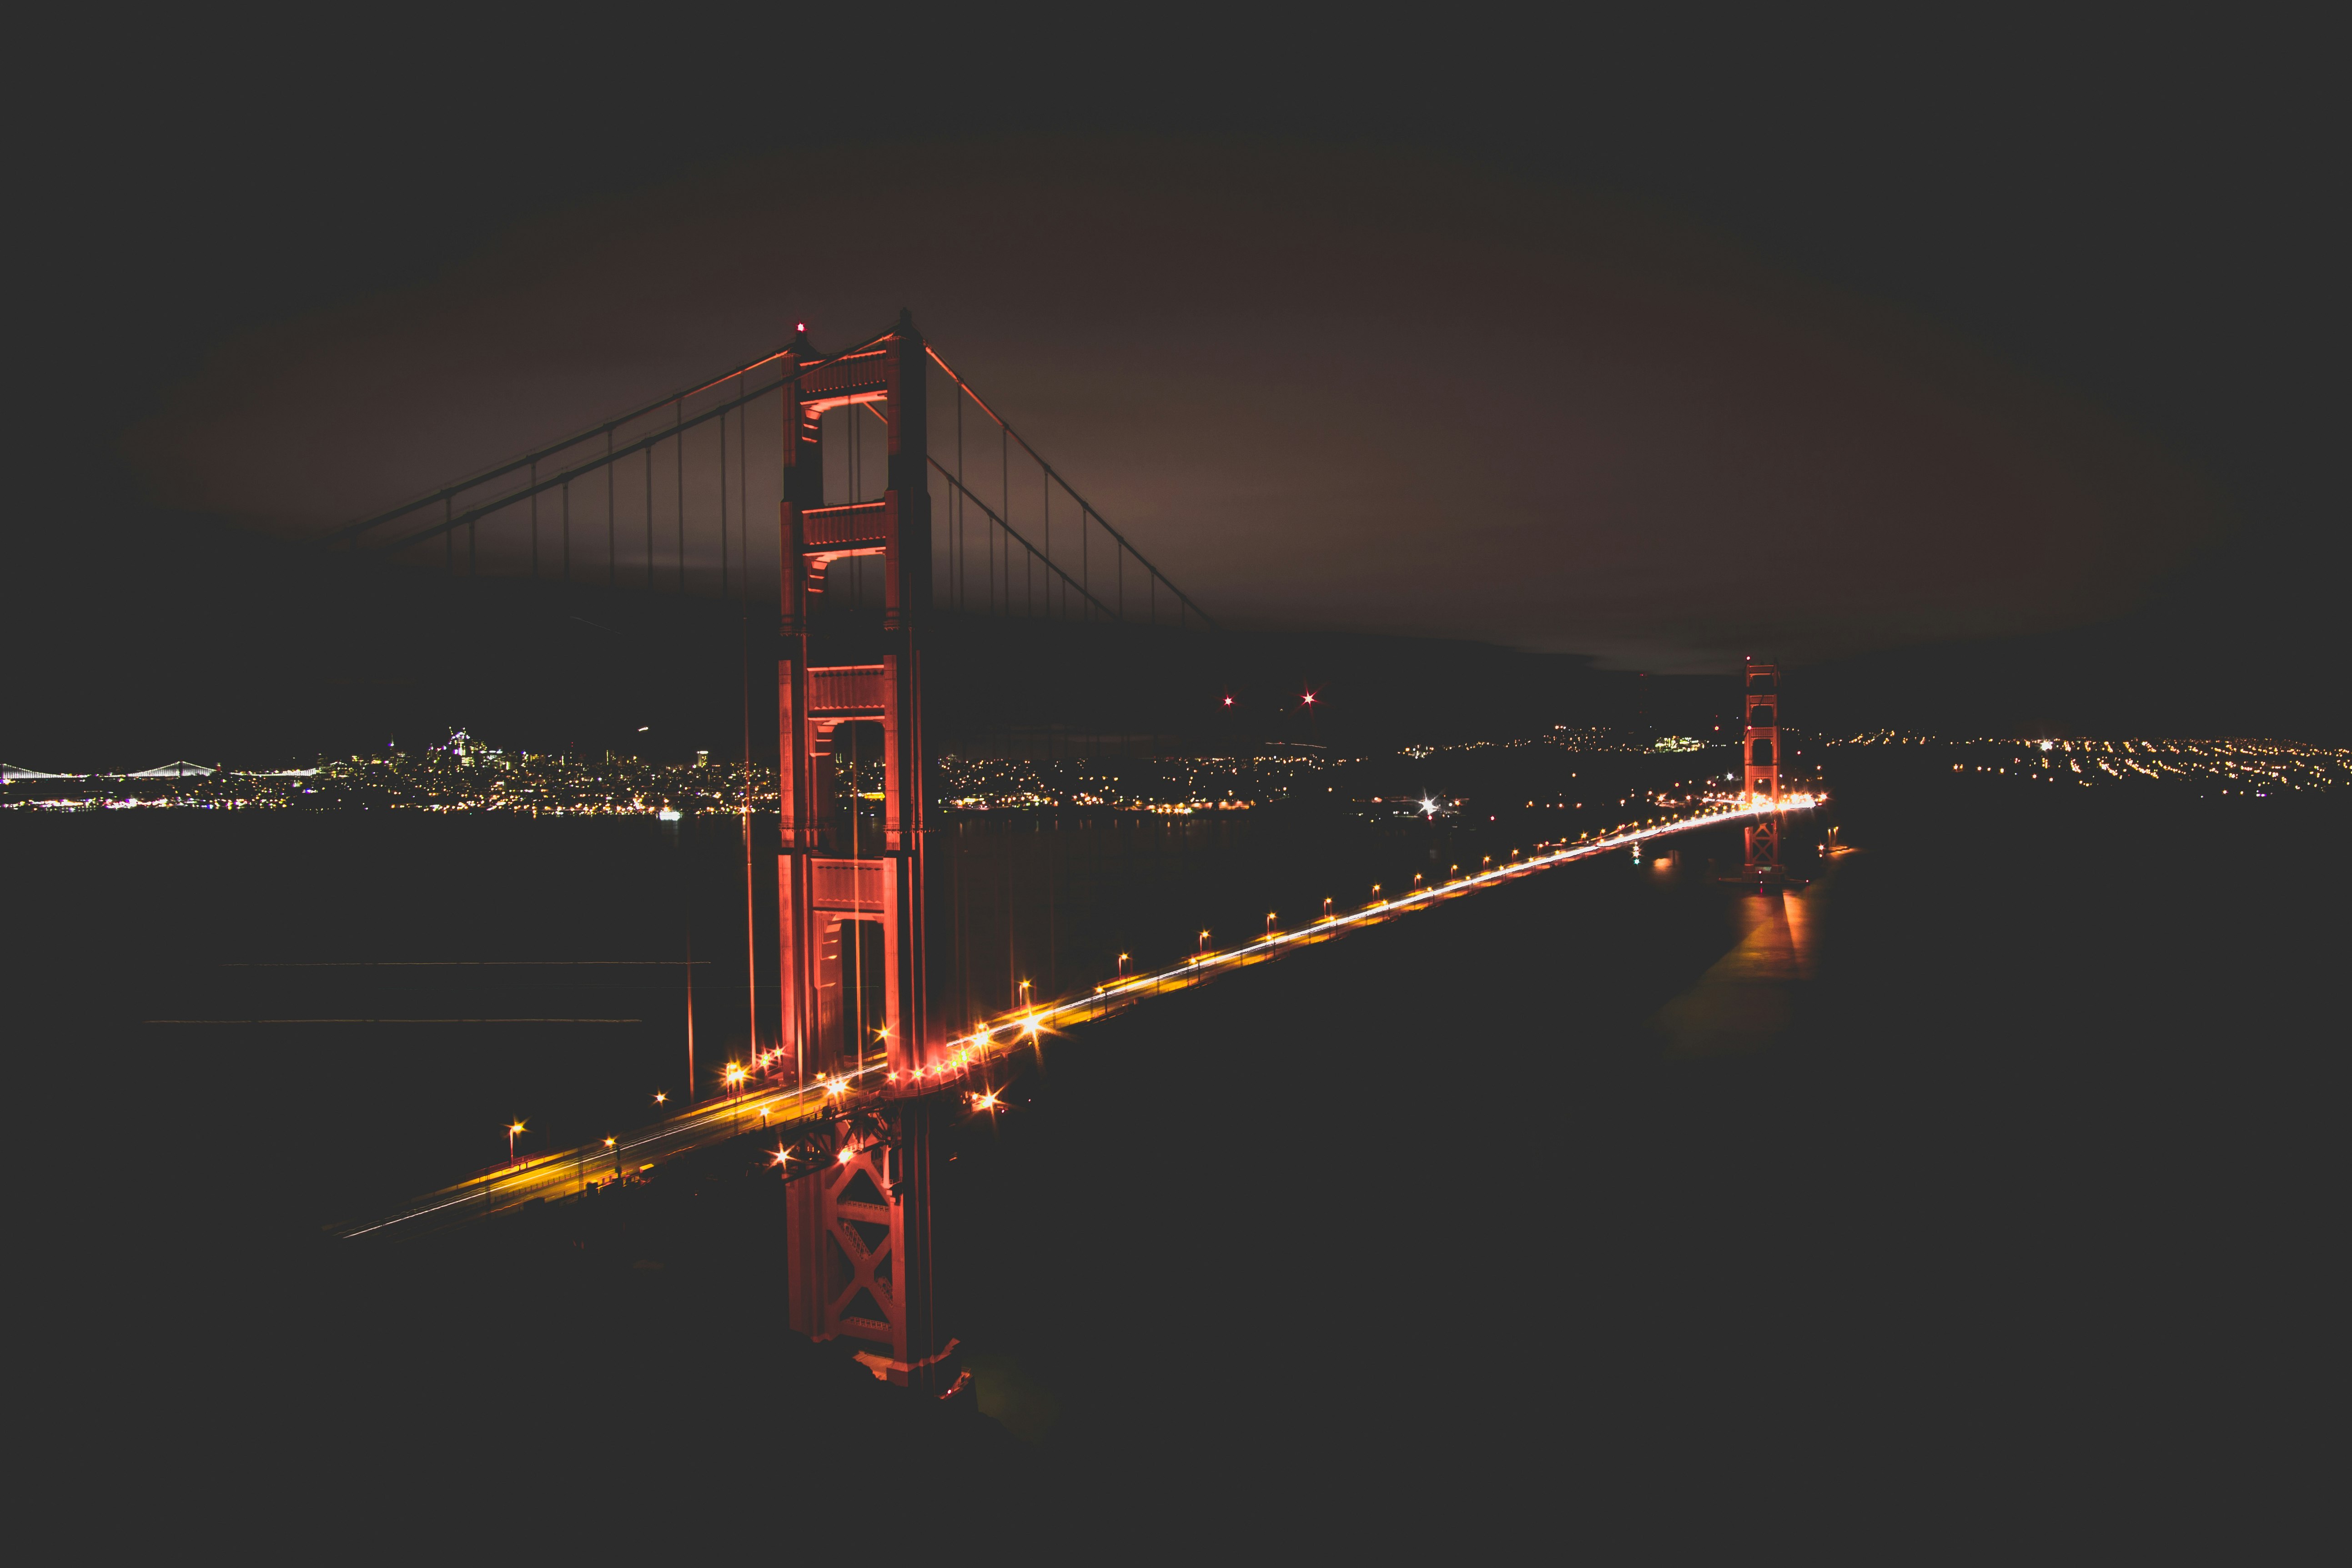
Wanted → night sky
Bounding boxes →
[8,15,2339,743]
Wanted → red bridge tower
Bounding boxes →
[1743,660,1782,880]
[774,312,960,1398]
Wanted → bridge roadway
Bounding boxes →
[335,796,1814,1241]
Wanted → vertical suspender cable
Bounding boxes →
[608,431,616,588]
[530,461,539,579]
[739,394,757,1067]
[1006,423,1016,620]
[562,479,571,582]
[719,395,729,602]
[644,447,654,590]
[675,399,685,593]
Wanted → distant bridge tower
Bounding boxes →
[775,312,960,1399]
[1742,660,1781,879]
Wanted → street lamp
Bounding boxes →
[1117,953,1130,979]
[1198,929,1210,957]
[508,1121,526,1169]
[602,1136,616,1187]
[1266,911,1277,939]
[725,1063,747,1133]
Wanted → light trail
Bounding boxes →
[337,795,1813,1240]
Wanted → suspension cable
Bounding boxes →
[925,344,1213,627]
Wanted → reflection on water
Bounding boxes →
[1650,876,1825,1055]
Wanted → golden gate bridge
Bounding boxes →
[330,312,1811,1405]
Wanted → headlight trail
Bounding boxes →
[340,795,1813,1240]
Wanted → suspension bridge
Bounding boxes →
[328,312,1811,1403]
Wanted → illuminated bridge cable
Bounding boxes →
[925,344,1211,628]
[351,323,1213,639]
[327,324,895,545]
[927,460,1117,620]
[370,373,780,557]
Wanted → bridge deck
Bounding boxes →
[333,797,1811,1241]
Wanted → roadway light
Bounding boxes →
[1266,912,1277,938]
[508,1121,526,1168]
[1117,953,1130,979]
[653,1091,667,1106]
[1198,930,1210,955]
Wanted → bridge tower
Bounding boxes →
[1742,660,1781,879]
[774,312,961,1398]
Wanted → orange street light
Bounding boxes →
[507,1120,526,1168]
[1198,929,1211,955]
[1266,912,1277,938]
[653,1091,668,1107]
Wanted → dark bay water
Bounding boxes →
[11,766,2342,1548]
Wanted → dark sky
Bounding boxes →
[10,13,2339,702]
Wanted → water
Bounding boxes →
[15,764,2340,1543]
[10,740,1741,1228]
